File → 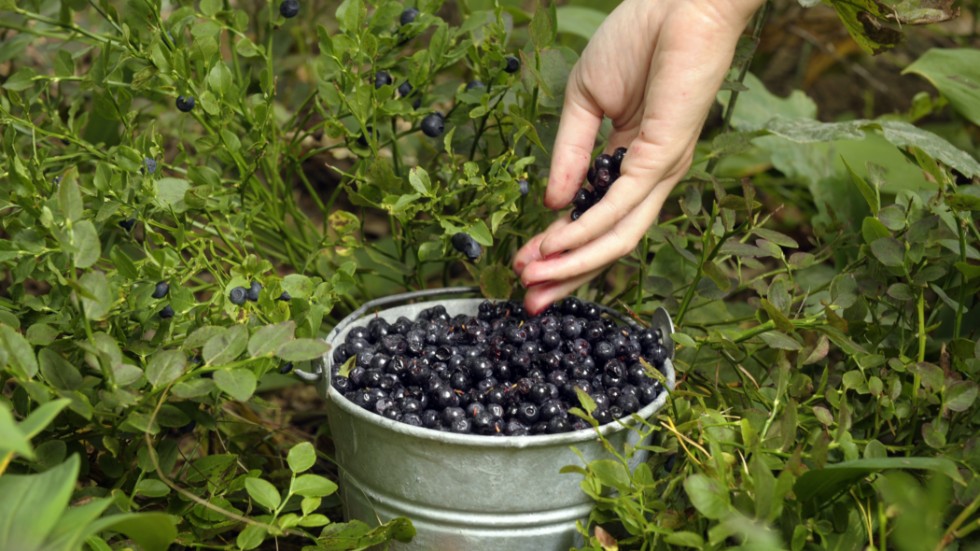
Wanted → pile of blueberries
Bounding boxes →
[570,147,627,221]
[330,298,669,436]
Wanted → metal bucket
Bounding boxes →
[299,288,676,550]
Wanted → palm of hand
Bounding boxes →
[514,0,763,314]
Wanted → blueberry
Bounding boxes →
[280,362,294,374]
[400,7,419,25]
[612,147,627,171]
[374,70,393,89]
[279,0,300,18]
[175,95,195,112]
[421,112,445,138]
[152,281,169,299]
[518,179,530,196]
[246,281,262,302]
[451,232,483,261]
[229,286,248,305]
[397,81,413,98]
[570,209,583,221]
[144,157,157,174]
[466,80,485,91]
[503,55,520,74]
[594,154,613,171]
[277,290,291,301]
[119,218,136,231]
[159,305,175,319]
[572,188,594,210]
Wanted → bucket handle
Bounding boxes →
[293,287,675,382]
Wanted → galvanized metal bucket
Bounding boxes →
[298,288,675,550]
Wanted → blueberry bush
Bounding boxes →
[1,0,978,550]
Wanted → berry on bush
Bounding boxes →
[277,290,291,301]
[504,55,521,74]
[279,0,300,18]
[175,96,195,112]
[229,286,248,305]
[466,80,485,91]
[420,112,445,138]
[246,281,262,302]
[451,232,483,261]
[399,7,419,25]
[159,305,175,319]
[375,70,393,89]
[518,179,530,196]
[152,281,170,299]
[397,81,413,98]
[119,218,136,231]
[143,157,157,174]
[330,299,668,436]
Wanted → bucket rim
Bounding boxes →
[319,295,676,449]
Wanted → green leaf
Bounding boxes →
[759,331,802,351]
[684,473,731,520]
[843,158,879,215]
[292,473,338,497]
[79,271,113,321]
[555,6,605,40]
[0,402,34,459]
[282,274,314,299]
[83,512,177,551]
[301,496,321,516]
[203,325,249,366]
[57,175,84,222]
[276,338,331,362]
[145,349,187,389]
[794,457,966,515]
[154,178,190,212]
[407,167,431,196]
[944,381,977,412]
[0,324,38,379]
[72,220,101,269]
[574,386,596,415]
[39,348,83,390]
[213,368,257,402]
[134,478,171,498]
[248,321,296,358]
[530,1,557,47]
[870,237,905,267]
[207,61,234,97]
[237,524,267,550]
[200,0,221,16]
[664,531,706,548]
[287,442,316,474]
[590,459,631,491]
[245,477,281,512]
[0,454,79,550]
[466,219,493,246]
[904,48,980,127]
[478,263,513,300]
[42,498,112,551]
[861,216,891,247]
[18,399,71,439]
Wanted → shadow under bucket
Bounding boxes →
[305,289,676,550]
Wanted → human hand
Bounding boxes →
[513,0,765,314]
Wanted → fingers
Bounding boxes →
[539,138,694,258]
[522,269,603,315]
[543,66,604,211]
[521,181,675,287]
[513,217,571,276]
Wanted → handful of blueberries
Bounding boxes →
[571,147,627,221]
[331,297,668,436]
